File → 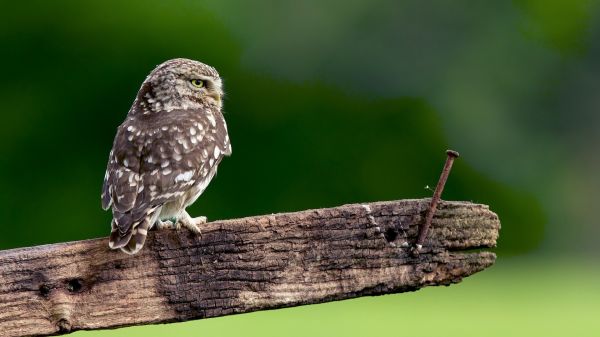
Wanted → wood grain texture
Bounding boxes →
[0,199,500,337]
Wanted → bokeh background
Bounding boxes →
[1,0,599,336]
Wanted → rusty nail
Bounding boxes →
[414,149,460,251]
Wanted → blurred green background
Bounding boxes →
[1,0,599,336]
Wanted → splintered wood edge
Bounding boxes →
[0,199,499,337]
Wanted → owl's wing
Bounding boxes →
[103,120,165,254]
[102,108,231,254]
[101,124,143,214]
[136,109,231,209]
[102,121,152,253]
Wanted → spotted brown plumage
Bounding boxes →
[101,58,231,254]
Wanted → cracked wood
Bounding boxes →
[0,199,500,337]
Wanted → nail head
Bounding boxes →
[446,150,460,158]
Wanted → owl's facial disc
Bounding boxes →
[186,75,223,104]
[138,59,223,113]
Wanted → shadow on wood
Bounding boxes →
[0,199,500,337]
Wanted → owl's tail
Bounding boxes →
[109,207,159,255]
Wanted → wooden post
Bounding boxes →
[0,199,499,337]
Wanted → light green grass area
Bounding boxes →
[77,256,600,337]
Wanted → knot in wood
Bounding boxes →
[66,278,84,293]
[56,319,71,333]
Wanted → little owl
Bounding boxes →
[101,58,231,254]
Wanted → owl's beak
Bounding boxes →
[208,87,223,104]
[209,92,222,104]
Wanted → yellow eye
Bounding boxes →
[190,79,205,88]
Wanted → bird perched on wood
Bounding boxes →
[101,58,231,254]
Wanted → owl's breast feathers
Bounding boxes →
[102,106,230,253]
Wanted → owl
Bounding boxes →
[101,58,231,254]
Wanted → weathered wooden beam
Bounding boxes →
[0,199,499,337]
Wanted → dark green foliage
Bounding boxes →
[1,0,597,257]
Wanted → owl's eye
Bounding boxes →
[190,79,205,88]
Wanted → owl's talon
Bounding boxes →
[156,220,175,230]
[179,211,204,235]
[181,221,201,234]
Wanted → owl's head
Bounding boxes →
[135,58,223,114]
